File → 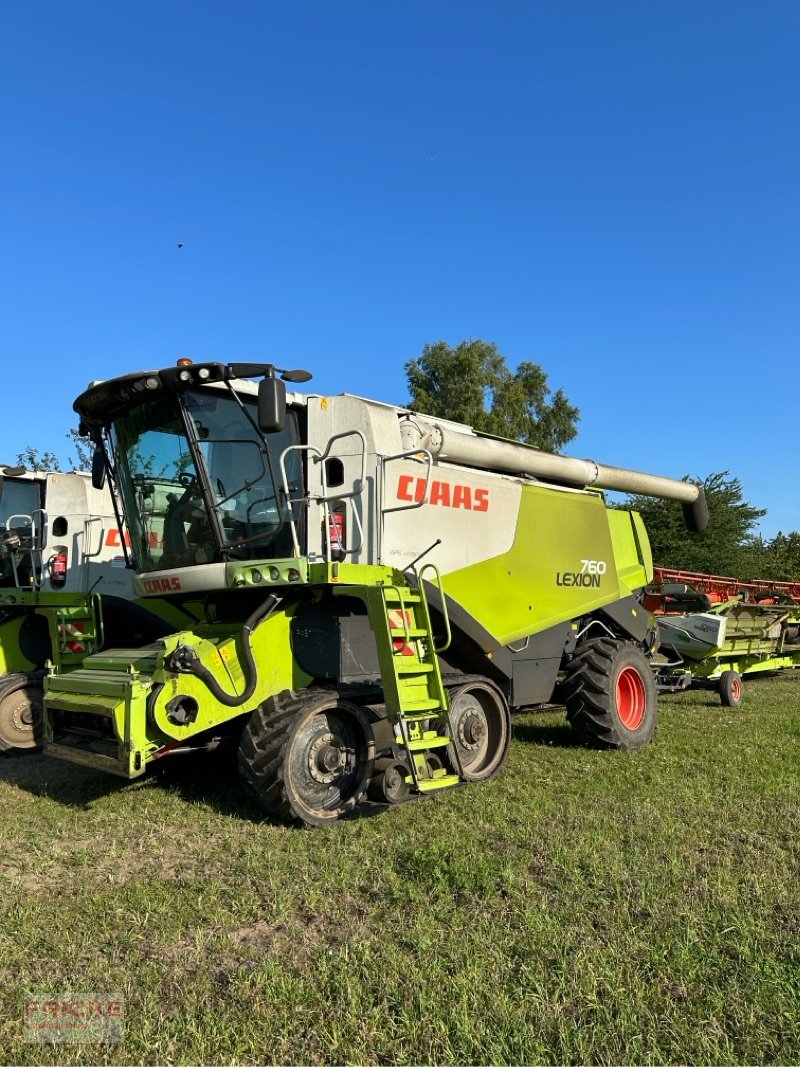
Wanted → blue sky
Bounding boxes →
[2,1,798,539]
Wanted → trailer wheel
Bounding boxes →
[238,691,375,827]
[564,639,657,750]
[718,670,744,707]
[0,673,44,752]
[446,680,511,782]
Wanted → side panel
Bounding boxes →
[41,473,131,597]
[381,458,522,572]
[439,484,641,646]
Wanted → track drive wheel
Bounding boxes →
[564,638,657,750]
[446,680,511,782]
[238,691,375,827]
[0,673,44,752]
[718,670,744,707]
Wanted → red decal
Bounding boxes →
[105,529,132,548]
[429,481,451,507]
[396,476,489,512]
[452,484,472,509]
[143,576,182,593]
[397,474,414,502]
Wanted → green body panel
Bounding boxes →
[441,486,651,646]
[0,613,39,674]
[45,600,312,776]
[678,652,800,682]
[0,590,103,674]
[0,588,195,678]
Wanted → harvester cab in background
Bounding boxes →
[0,466,183,751]
[0,466,133,597]
[43,359,708,825]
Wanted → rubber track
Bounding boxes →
[564,638,645,750]
[238,689,367,826]
[238,690,307,824]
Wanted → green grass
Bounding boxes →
[1,674,798,1065]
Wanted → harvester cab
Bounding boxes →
[41,359,708,825]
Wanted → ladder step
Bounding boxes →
[398,698,442,713]
[404,735,451,752]
[389,627,428,638]
[416,774,461,793]
[394,661,433,673]
[382,589,422,604]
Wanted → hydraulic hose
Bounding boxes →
[167,594,280,708]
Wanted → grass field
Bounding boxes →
[1,674,798,1065]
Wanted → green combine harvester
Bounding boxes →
[41,359,708,825]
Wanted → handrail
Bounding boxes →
[419,563,451,653]
[91,592,105,650]
[380,449,433,514]
[279,430,367,560]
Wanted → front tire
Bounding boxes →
[0,673,44,752]
[564,639,657,750]
[238,691,375,827]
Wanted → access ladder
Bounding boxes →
[363,575,461,795]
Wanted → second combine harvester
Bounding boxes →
[42,360,708,825]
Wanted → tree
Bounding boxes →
[622,471,767,577]
[65,428,94,472]
[15,446,62,473]
[406,339,580,453]
[16,430,94,474]
[746,531,800,582]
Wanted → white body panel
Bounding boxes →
[657,613,728,659]
[0,467,132,597]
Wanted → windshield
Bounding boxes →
[112,389,303,572]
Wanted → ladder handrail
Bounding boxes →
[279,431,367,560]
[418,563,451,653]
[91,591,104,650]
[4,510,46,590]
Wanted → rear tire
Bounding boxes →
[0,673,44,752]
[238,691,375,827]
[446,679,511,781]
[564,639,657,750]
[718,670,744,707]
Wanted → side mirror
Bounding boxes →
[91,448,107,490]
[258,376,287,433]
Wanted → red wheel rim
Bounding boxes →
[731,677,742,703]
[616,666,646,730]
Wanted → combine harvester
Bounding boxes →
[646,568,800,706]
[39,358,709,825]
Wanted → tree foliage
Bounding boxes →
[406,339,579,453]
[17,430,93,474]
[746,531,800,582]
[621,470,800,579]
